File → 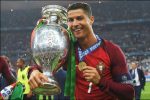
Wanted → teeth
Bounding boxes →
[74,29,81,32]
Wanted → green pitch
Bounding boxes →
[141,82,150,100]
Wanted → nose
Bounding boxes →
[72,19,79,27]
[68,19,80,29]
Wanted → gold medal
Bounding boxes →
[78,61,87,71]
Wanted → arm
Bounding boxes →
[1,58,16,84]
[98,42,134,100]
[140,69,146,89]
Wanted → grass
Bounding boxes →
[141,82,150,100]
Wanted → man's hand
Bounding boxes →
[82,66,100,85]
[28,70,49,89]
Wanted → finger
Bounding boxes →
[83,69,96,74]
[29,80,36,89]
[84,76,93,82]
[83,72,95,77]
[40,74,49,83]
[29,78,39,89]
[34,75,44,86]
[83,72,91,77]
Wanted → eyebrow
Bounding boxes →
[68,15,83,19]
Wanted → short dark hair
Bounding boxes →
[18,58,25,64]
[67,2,92,17]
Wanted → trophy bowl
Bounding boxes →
[31,5,69,95]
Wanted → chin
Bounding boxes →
[73,33,81,38]
[73,32,83,38]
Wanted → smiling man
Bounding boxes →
[29,2,134,100]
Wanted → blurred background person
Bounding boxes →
[1,55,16,78]
[0,56,16,90]
[130,61,146,100]
[16,58,35,99]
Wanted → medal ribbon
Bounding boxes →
[78,35,101,61]
[64,29,76,100]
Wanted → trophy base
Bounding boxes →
[33,82,61,95]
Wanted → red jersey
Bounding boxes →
[74,40,134,100]
[0,57,16,84]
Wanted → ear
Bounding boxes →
[89,16,94,25]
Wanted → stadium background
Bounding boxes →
[1,1,150,80]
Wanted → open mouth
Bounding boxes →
[74,28,81,32]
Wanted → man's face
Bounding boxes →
[67,9,94,39]
[16,59,24,68]
[131,62,138,69]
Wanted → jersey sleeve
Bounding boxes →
[98,41,134,100]
[2,59,16,84]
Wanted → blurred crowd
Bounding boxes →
[0,1,150,99]
[1,1,150,28]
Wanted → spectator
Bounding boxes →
[0,56,16,90]
[16,58,35,99]
[130,61,146,100]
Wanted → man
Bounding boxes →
[0,56,16,90]
[0,56,16,99]
[1,55,16,78]
[130,61,145,100]
[0,56,16,89]
[29,2,134,100]
[16,58,33,99]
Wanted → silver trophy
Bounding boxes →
[31,5,69,95]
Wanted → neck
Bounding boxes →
[20,65,26,70]
[78,33,97,50]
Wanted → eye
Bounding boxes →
[67,18,73,22]
[76,16,83,21]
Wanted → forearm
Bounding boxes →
[99,78,134,100]
[3,68,16,84]
[102,42,134,99]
